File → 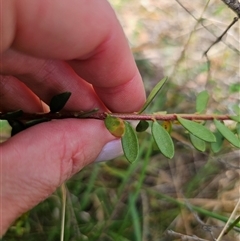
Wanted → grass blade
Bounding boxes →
[129,194,142,241]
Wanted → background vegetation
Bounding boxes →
[3,0,240,240]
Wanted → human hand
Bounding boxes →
[0,0,145,236]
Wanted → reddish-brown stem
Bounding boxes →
[0,111,233,122]
[106,113,231,121]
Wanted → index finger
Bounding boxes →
[8,0,146,112]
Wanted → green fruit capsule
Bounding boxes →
[104,115,125,138]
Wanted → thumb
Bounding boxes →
[1,119,114,234]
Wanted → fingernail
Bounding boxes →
[95,139,123,162]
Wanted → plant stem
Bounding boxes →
[105,113,231,121]
[0,110,234,122]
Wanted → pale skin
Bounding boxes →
[0,0,146,236]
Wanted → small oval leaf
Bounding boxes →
[190,134,206,152]
[138,77,168,113]
[211,129,224,153]
[136,120,149,132]
[50,92,71,113]
[104,115,125,138]
[151,121,174,159]
[196,90,209,113]
[177,116,216,142]
[214,119,240,148]
[121,121,139,163]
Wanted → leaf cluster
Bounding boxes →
[104,78,240,163]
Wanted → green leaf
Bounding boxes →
[136,120,149,132]
[151,121,174,159]
[230,115,240,123]
[190,134,206,152]
[104,115,125,138]
[214,119,240,148]
[121,121,139,163]
[196,90,209,113]
[211,129,224,153]
[50,92,71,113]
[177,116,216,142]
[138,77,168,113]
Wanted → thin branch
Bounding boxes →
[203,0,240,56]
[203,1,239,78]
[176,0,239,54]
[216,198,240,241]
[0,110,234,122]
[221,0,240,17]
[203,16,239,56]
[108,113,232,121]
